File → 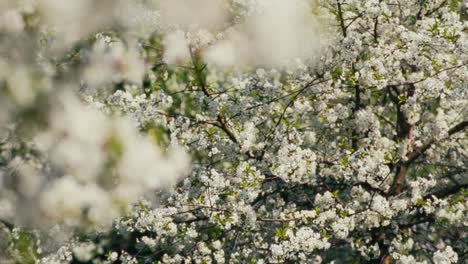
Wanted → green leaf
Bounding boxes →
[340,156,349,167]
[416,198,428,207]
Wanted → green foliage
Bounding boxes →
[275,225,290,241]
[10,230,38,264]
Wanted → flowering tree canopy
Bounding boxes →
[0,0,467,263]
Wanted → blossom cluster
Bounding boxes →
[0,0,467,263]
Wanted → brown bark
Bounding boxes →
[381,255,392,264]
[389,164,408,196]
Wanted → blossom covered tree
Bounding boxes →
[0,0,467,263]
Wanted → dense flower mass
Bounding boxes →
[0,0,467,263]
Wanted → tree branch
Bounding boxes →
[0,219,14,231]
[405,121,468,164]
[336,1,347,38]
[424,182,468,200]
